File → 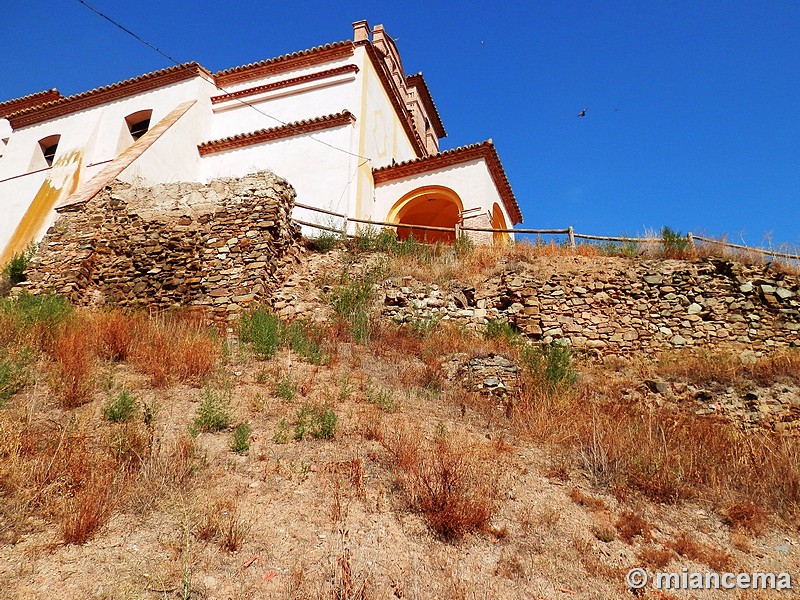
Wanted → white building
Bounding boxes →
[0,20,522,265]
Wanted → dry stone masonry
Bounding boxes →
[381,256,800,354]
[20,172,302,320]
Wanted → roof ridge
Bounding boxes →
[215,41,353,78]
[373,140,492,172]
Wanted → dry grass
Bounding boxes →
[49,321,96,408]
[655,349,741,387]
[568,487,608,512]
[0,409,201,545]
[92,309,135,361]
[515,375,800,517]
[637,545,674,569]
[749,349,800,386]
[0,422,119,544]
[655,347,800,388]
[130,314,221,386]
[195,495,250,552]
[61,466,116,544]
[378,421,504,540]
[615,509,651,544]
[722,501,767,536]
[380,239,604,284]
[668,532,733,572]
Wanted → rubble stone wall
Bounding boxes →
[381,257,800,354]
[21,171,303,321]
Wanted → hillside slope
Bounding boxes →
[0,242,798,599]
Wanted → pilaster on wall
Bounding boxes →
[462,212,493,245]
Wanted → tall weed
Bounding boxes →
[327,267,381,343]
[379,423,503,539]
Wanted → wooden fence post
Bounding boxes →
[687,232,695,253]
[567,226,575,249]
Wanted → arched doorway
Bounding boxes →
[386,186,463,243]
[492,203,510,244]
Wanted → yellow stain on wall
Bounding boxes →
[0,150,83,266]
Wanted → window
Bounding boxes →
[0,137,8,158]
[125,110,152,140]
[37,134,61,168]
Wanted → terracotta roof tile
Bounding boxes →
[211,64,359,105]
[372,141,522,224]
[0,89,64,118]
[6,63,212,129]
[198,110,356,156]
[215,42,354,86]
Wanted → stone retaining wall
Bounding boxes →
[20,171,302,321]
[382,256,800,354]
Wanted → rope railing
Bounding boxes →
[291,203,800,261]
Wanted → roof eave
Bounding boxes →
[373,141,522,225]
[7,63,212,129]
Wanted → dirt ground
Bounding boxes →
[1,247,799,599]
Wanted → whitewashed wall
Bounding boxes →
[371,157,515,235]
[210,57,359,140]
[199,123,357,236]
[0,77,216,256]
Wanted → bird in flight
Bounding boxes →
[577,107,588,117]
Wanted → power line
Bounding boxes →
[75,0,371,163]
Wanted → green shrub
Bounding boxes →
[0,293,71,330]
[661,226,689,258]
[0,347,30,407]
[484,320,522,345]
[374,229,399,252]
[454,233,475,257]
[282,320,326,364]
[239,309,282,358]
[349,224,380,253]
[193,387,232,432]
[308,230,341,253]
[0,361,22,407]
[293,403,337,440]
[327,267,381,343]
[407,314,441,337]
[365,381,398,413]
[274,374,296,402]
[230,423,252,454]
[102,390,138,423]
[240,310,327,363]
[272,418,291,444]
[521,343,577,390]
[2,243,36,286]
[395,233,425,258]
[349,226,404,255]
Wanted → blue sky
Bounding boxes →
[3,1,798,249]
